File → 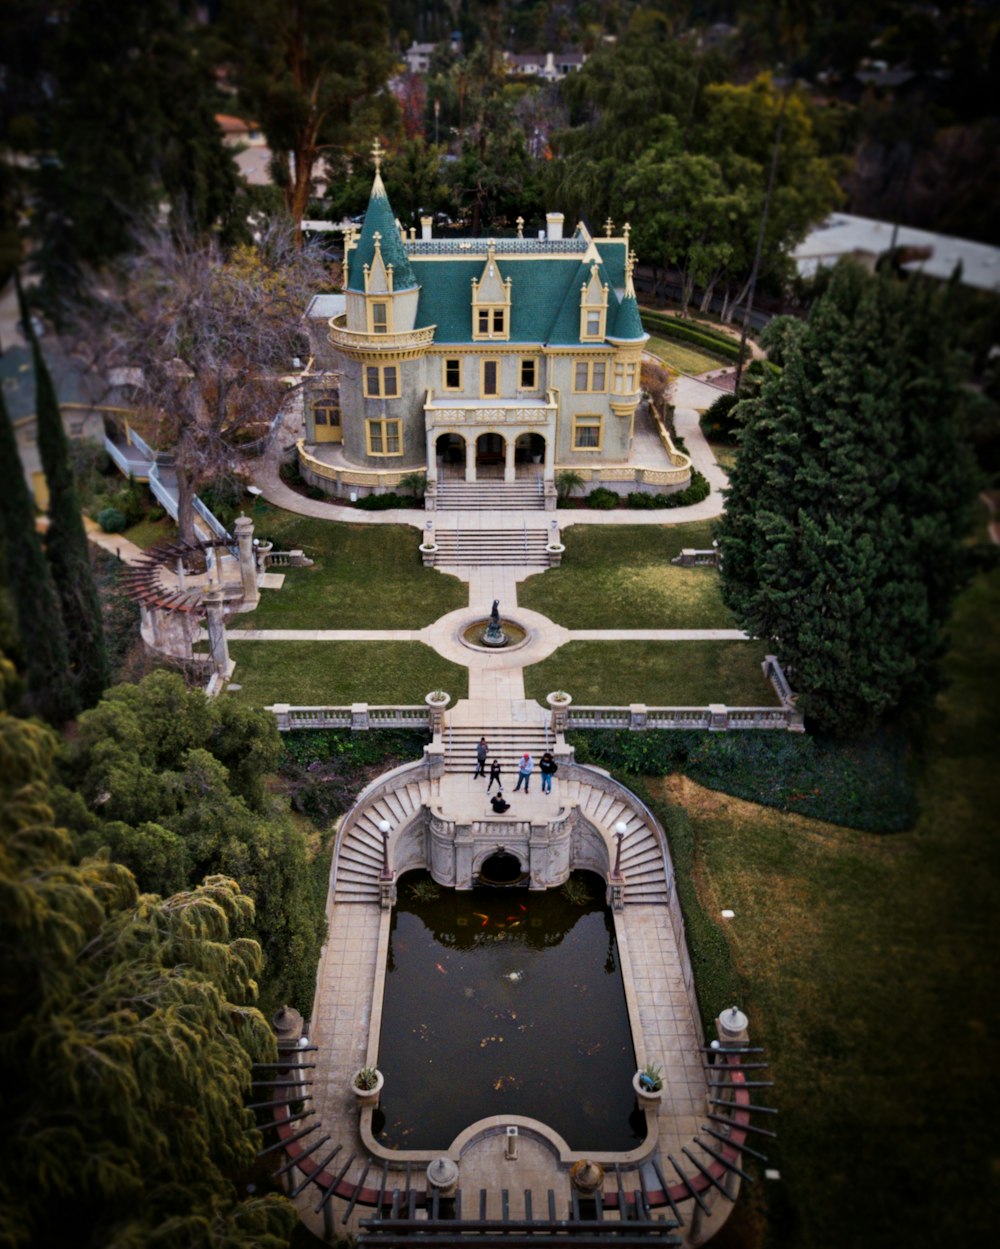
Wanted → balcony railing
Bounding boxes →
[328,315,436,353]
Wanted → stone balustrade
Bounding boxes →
[267,703,430,731]
[328,315,436,354]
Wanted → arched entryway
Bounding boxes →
[475,432,507,480]
[435,432,468,480]
[477,849,528,887]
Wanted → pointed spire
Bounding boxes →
[372,136,384,173]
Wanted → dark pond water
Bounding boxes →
[374,870,644,1152]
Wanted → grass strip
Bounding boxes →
[524,640,777,707]
[519,523,732,629]
[227,640,469,706]
[238,505,467,629]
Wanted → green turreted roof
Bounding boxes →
[347,172,416,292]
[608,292,646,342]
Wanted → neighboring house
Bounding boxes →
[216,113,273,187]
[216,114,266,148]
[792,213,1000,293]
[2,344,106,508]
[504,50,586,80]
[301,145,659,501]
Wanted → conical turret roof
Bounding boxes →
[347,166,416,293]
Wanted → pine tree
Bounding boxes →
[718,262,976,736]
[0,384,78,723]
[0,711,298,1248]
[18,279,110,709]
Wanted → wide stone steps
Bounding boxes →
[444,726,552,775]
[433,528,550,566]
[436,481,546,511]
[334,779,434,903]
[564,777,670,906]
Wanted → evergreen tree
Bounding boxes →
[717,262,977,737]
[0,385,78,724]
[18,280,110,709]
[0,711,297,1249]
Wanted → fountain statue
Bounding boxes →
[481,599,508,648]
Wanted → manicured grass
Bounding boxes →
[226,640,468,706]
[519,523,732,628]
[523,640,777,706]
[646,334,728,376]
[121,514,178,549]
[709,442,737,473]
[656,565,1000,1248]
[238,504,467,628]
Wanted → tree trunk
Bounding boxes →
[699,280,717,314]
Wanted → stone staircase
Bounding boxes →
[334,776,435,904]
[432,527,550,566]
[444,725,552,776]
[436,480,546,511]
[563,775,670,905]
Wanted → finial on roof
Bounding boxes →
[623,221,631,243]
[516,216,524,239]
[372,136,384,173]
[604,217,614,237]
[624,248,638,298]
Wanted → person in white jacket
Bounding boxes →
[514,752,533,793]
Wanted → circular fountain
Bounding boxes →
[458,601,531,653]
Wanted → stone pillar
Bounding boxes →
[546,691,572,734]
[425,691,450,735]
[420,215,433,241]
[271,703,291,731]
[504,434,516,483]
[708,703,729,732]
[426,1157,459,1200]
[351,703,370,730]
[543,427,556,482]
[465,436,476,483]
[203,586,229,676]
[569,1158,604,1218]
[233,514,260,607]
[629,703,648,730]
[426,425,438,485]
[272,1004,304,1049]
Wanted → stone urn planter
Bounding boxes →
[632,1064,663,1111]
[254,540,273,573]
[546,690,572,732]
[351,1066,384,1109]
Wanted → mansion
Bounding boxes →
[301,145,691,507]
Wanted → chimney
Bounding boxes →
[546,212,564,241]
[421,216,433,240]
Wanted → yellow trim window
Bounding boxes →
[482,359,500,397]
[573,360,607,392]
[475,306,507,338]
[314,393,341,427]
[443,358,462,391]
[370,301,389,334]
[613,360,638,393]
[519,357,538,390]
[364,364,400,398]
[366,418,402,455]
[573,414,602,450]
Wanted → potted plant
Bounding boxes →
[632,1062,663,1110]
[351,1065,384,1108]
[425,689,450,707]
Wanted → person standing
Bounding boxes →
[473,736,489,778]
[539,751,558,794]
[487,759,503,792]
[514,751,533,793]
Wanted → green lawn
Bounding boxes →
[660,564,1000,1248]
[523,639,776,706]
[121,514,178,549]
[646,334,728,376]
[238,505,467,628]
[519,523,732,628]
[227,641,469,706]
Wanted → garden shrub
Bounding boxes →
[585,487,619,510]
[700,393,740,444]
[569,727,916,833]
[624,470,711,509]
[641,312,740,362]
[355,491,421,510]
[98,506,127,533]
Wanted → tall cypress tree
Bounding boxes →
[718,262,976,737]
[17,279,110,709]
[0,386,78,724]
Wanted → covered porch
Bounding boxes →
[424,394,557,485]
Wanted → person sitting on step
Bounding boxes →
[491,792,510,814]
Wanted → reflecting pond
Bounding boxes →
[374,870,644,1152]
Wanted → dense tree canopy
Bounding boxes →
[52,671,325,1015]
[0,709,296,1248]
[717,262,977,736]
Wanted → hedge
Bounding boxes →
[568,727,917,833]
[641,311,741,362]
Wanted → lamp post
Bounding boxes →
[378,819,392,880]
[613,821,627,878]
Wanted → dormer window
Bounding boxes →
[472,242,511,342]
[580,262,608,342]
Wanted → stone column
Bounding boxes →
[465,434,476,483]
[233,514,260,607]
[426,424,438,484]
[543,425,556,482]
[203,586,229,677]
[709,703,729,732]
[504,433,516,483]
